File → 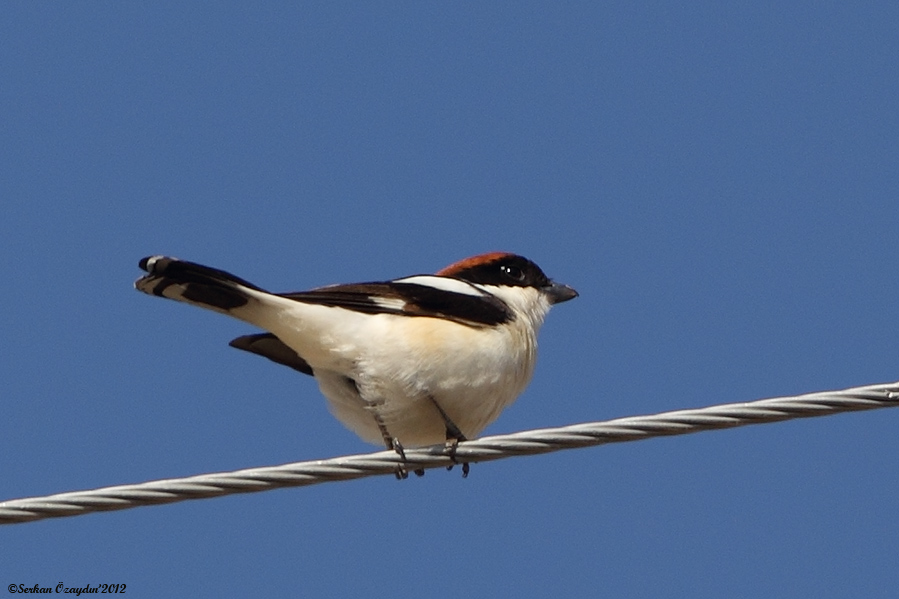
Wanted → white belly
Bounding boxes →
[275,310,538,448]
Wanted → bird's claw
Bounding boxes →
[391,437,425,479]
[444,437,470,478]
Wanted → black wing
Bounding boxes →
[280,280,512,327]
[229,333,314,376]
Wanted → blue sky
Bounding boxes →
[3,2,898,596]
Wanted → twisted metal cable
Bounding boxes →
[2,381,898,525]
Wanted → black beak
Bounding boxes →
[545,281,578,304]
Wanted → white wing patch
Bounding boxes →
[393,275,485,297]
[369,296,407,310]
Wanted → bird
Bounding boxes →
[135,252,577,476]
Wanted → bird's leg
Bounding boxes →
[351,376,421,479]
[372,413,409,480]
[372,411,424,479]
[428,396,470,478]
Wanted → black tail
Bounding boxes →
[135,256,266,313]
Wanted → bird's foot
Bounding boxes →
[444,437,470,478]
[391,437,425,479]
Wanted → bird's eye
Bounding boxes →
[501,265,525,282]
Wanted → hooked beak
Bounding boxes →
[544,281,578,304]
